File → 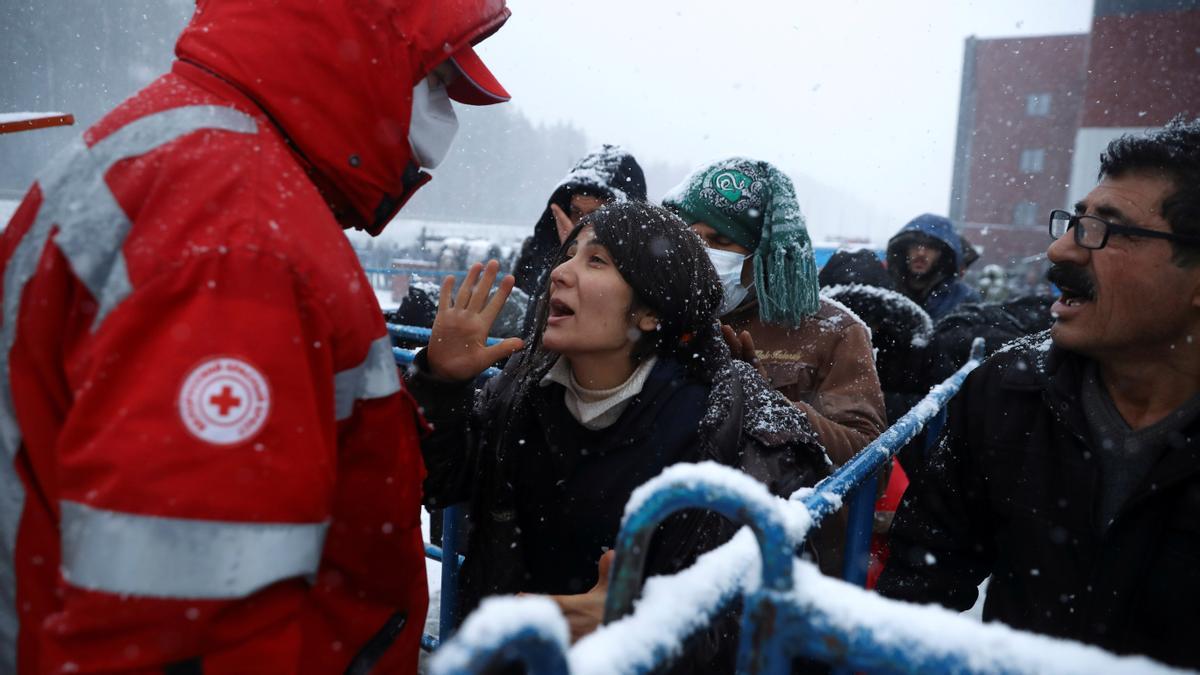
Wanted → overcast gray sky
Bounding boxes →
[472,0,1093,244]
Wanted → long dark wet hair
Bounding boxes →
[514,201,726,386]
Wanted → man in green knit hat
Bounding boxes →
[665,157,887,576]
[665,156,886,480]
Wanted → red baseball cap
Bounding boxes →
[447,45,510,105]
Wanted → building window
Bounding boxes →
[1013,201,1039,227]
[1019,148,1046,173]
[1026,93,1052,116]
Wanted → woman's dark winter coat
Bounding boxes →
[407,351,828,672]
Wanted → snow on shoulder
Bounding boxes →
[430,595,568,674]
[822,283,934,347]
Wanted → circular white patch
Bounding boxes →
[178,357,271,445]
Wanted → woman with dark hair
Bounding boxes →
[407,201,827,665]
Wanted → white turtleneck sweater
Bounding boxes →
[539,355,659,430]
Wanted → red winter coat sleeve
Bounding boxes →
[40,244,336,672]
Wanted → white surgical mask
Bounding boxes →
[408,75,459,169]
[706,247,752,316]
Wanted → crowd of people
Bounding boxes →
[1,1,1198,673]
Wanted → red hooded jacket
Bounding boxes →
[0,1,508,672]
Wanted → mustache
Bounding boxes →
[1046,263,1095,299]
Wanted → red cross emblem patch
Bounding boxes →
[178,357,271,445]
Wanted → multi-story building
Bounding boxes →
[949,0,1200,269]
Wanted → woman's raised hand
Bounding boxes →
[426,260,525,381]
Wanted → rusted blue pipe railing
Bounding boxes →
[595,338,987,674]
[391,324,504,652]
[393,346,501,381]
[430,597,570,675]
[388,322,503,348]
[801,338,983,527]
[424,542,465,565]
[603,467,798,623]
[406,328,986,667]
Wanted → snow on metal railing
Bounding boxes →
[755,560,1187,675]
[405,326,1187,672]
[436,473,1186,675]
[801,337,985,526]
[430,596,570,675]
[429,339,1025,673]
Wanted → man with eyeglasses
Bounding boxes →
[877,117,1200,669]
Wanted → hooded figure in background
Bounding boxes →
[0,1,509,672]
[886,213,981,321]
[512,145,647,295]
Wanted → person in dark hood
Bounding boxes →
[818,248,895,290]
[886,214,981,320]
[511,144,647,295]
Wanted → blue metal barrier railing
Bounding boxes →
[428,338,989,674]
[387,322,503,348]
[407,324,1156,675]
[395,321,977,658]
[428,334,1188,674]
[391,323,498,652]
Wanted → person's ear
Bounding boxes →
[636,310,659,333]
[1189,266,1200,310]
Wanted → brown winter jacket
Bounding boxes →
[725,297,887,466]
[726,296,888,577]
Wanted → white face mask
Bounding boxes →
[408,75,459,169]
[706,247,752,316]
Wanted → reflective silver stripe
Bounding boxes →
[0,106,257,670]
[60,500,327,599]
[333,335,403,420]
[54,106,258,329]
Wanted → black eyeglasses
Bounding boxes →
[1048,209,1200,250]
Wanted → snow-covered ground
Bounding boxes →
[375,286,402,312]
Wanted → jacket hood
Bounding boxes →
[512,146,646,293]
[175,0,510,234]
[886,213,964,281]
[547,145,646,212]
[818,249,894,290]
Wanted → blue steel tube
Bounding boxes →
[440,504,465,640]
[800,338,985,526]
[603,477,795,624]
[832,338,985,589]
[840,472,879,586]
[387,322,503,347]
[432,625,570,675]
